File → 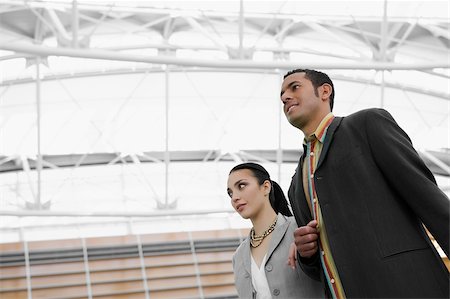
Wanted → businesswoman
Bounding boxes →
[227,162,323,299]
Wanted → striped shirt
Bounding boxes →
[302,112,346,299]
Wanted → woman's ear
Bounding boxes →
[263,180,271,195]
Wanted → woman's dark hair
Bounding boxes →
[229,162,292,217]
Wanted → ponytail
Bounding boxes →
[270,180,292,217]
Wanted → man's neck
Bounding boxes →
[302,110,332,137]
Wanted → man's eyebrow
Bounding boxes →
[280,81,299,97]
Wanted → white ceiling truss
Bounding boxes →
[0,0,449,223]
[0,1,448,71]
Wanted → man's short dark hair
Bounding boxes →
[284,69,334,111]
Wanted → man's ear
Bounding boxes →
[320,83,332,101]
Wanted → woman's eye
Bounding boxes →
[238,183,245,189]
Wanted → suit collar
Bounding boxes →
[303,112,335,145]
[293,117,343,225]
[317,116,342,169]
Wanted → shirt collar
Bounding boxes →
[303,112,335,145]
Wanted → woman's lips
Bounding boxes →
[236,203,246,212]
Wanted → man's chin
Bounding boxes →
[287,118,303,130]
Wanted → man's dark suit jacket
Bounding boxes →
[288,108,449,298]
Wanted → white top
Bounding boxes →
[251,253,272,299]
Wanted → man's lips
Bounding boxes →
[285,103,298,114]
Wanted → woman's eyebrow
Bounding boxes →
[233,179,245,187]
[226,179,244,193]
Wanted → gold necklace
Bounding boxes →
[250,217,277,248]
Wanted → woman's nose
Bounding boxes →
[231,193,239,202]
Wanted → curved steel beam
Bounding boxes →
[1,149,448,176]
[2,42,449,70]
[1,67,448,101]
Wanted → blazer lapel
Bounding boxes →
[317,116,342,170]
[241,237,252,276]
[265,214,289,263]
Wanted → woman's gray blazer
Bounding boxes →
[232,213,324,298]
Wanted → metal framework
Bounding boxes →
[0,1,449,230]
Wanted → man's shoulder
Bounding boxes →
[342,107,390,123]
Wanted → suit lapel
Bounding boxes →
[317,116,342,170]
[292,117,343,226]
[293,157,314,225]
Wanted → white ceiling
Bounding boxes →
[0,0,449,242]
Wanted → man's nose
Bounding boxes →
[281,92,291,104]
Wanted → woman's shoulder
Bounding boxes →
[271,215,298,243]
[278,214,298,227]
[280,215,299,235]
[232,237,249,262]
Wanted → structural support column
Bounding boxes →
[20,225,33,299]
[72,0,79,48]
[277,70,283,182]
[380,70,385,108]
[35,57,42,209]
[379,0,388,108]
[136,231,151,299]
[81,236,93,299]
[164,66,170,208]
[238,0,244,59]
[188,231,204,299]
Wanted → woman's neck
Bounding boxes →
[251,207,277,235]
